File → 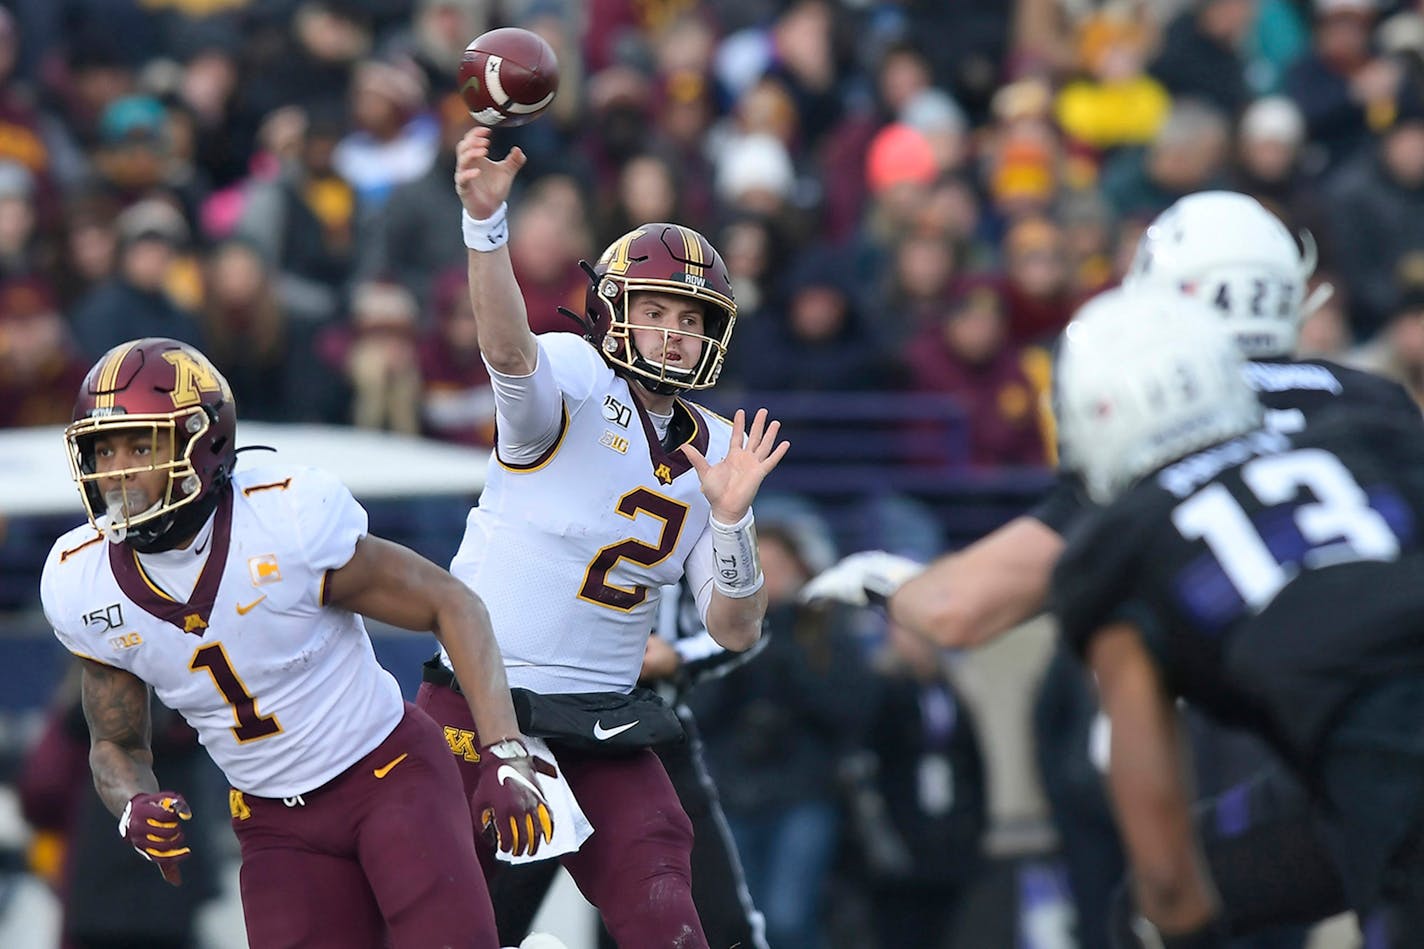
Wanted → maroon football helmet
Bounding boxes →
[582,223,736,393]
[65,338,237,550]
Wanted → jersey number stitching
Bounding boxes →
[190,642,283,743]
[1171,448,1400,612]
[578,488,690,611]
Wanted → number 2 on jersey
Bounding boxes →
[580,488,689,611]
[190,642,282,742]
[1171,448,1400,612]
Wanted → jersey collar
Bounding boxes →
[629,389,709,486]
[110,487,234,635]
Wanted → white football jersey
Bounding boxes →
[41,465,404,798]
[446,333,733,694]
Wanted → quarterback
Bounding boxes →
[40,338,551,949]
[415,125,787,949]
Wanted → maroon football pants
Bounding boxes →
[230,701,498,949]
[417,681,709,949]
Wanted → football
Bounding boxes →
[458,27,560,128]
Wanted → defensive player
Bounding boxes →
[417,125,787,948]
[1051,289,1424,944]
[40,337,552,949]
[804,190,1420,940]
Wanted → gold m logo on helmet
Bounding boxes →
[163,350,225,408]
[601,228,646,275]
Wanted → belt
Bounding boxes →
[421,654,463,695]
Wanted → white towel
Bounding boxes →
[496,736,594,865]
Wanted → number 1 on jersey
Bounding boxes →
[191,642,282,742]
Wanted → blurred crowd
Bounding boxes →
[10,3,1424,947]
[3,0,1420,471]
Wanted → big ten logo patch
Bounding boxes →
[248,555,281,586]
[600,430,630,455]
[109,631,143,651]
[444,727,481,762]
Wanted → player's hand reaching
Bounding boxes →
[454,126,526,220]
[119,790,193,885]
[680,408,790,524]
[800,551,925,608]
[472,739,557,858]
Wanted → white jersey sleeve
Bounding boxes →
[41,529,108,664]
[290,466,368,574]
[682,523,718,625]
[489,333,606,465]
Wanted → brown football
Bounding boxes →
[458,27,559,128]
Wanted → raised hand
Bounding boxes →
[454,126,527,220]
[679,408,790,524]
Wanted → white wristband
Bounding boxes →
[462,202,509,251]
[710,509,764,598]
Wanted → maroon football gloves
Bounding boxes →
[472,739,556,858]
[119,790,193,885]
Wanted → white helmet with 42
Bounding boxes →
[1125,190,1322,359]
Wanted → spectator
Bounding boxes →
[1284,0,1394,176]
[1054,10,1172,151]
[601,151,684,253]
[1233,96,1312,222]
[235,105,355,328]
[342,279,422,434]
[878,230,961,349]
[198,238,288,421]
[1100,98,1232,220]
[1150,0,1256,117]
[851,621,986,949]
[89,95,200,220]
[355,92,471,314]
[731,245,896,392]
[507,174,594,336]
[0,277,88,428]
[715,211,789,331]
[382,0,489,100]
[418,265,495,447]
[244,0,370,120]
[1297,271,1353,359]
[713,132,799,229]
[333,58,440,211]
[52,193,120,309]
[1057,188,1117,298]
[854,122,940,283]
[0,160,48,284]
[1000,215,1077,346]
[693,519,877,949]
[1323,79,1424,338]
[904,280,1047,468]
[1347,253,1424,404]
[68,198,200,360]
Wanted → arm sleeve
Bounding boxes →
[488,332,604,465]
[683,522,717,625]
[1050,503,1145,658]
